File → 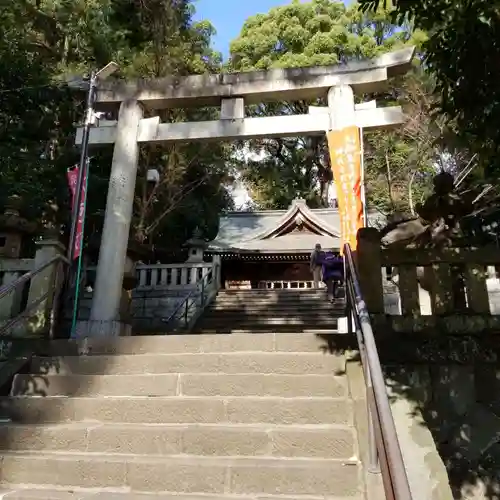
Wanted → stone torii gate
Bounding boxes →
[76,47,415,336]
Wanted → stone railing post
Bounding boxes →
[118,254,136,336]
[356,228,384,314]
[26,237,66,337]
[0,270,24,321]
[212,254,222,290]
[0,194,37,324]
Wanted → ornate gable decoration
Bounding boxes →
[248,199,340,241]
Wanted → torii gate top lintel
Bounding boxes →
[76,46,415,146]
[96,46,415,109]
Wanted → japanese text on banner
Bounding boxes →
[66,166,87,260]
[326,126,364,253]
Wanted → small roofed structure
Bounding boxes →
[0,195,37,259]
[184,226,208,263]
[207,199,342,290]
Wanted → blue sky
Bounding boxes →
[193,0,351,59]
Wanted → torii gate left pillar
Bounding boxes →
[87,100,143,336]
[76,47,415,336]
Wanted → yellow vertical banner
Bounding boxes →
[327,126,364,253]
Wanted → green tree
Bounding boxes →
[102,0,232,247]
[363,65,479,216]
[0,0,232,250]
[0,3,84,224]
[359,0,500,181]
[227,0,434,212]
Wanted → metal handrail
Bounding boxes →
[0,255,69,338]
[163,263,219,329]
[343,243,412,500]
[0,255,68,301]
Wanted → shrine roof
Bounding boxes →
[209,199,341,253]
[209,199,385,254]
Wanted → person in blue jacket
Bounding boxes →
[322,250,344,302]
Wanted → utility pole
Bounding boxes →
[67,62,119,337]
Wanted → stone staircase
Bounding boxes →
[0,333,369,499]
[194,289,345,333]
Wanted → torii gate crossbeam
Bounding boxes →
[76,106,403,145]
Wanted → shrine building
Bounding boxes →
[207,199,348,290]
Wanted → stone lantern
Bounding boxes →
[0,195,37,324]
[0,195,37,258]
[184,227,207,263]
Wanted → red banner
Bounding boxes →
[66,166,87,260]
[327,126,364,254]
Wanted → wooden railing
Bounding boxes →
[136,263,213,289]
[356,228,500,322]
[225,280,316,290]
[78,261,222,332]
[0,255,68,338]
[259,280,314,289]
[0,259,35,322]
[0,260,34,289]
[381,248,500,316]
[86,263,215,290]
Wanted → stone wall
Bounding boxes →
[66,287,199,333]
[384,363,500,500]
[340,330,500,500]
[130,288,201,331]
[351,326,500,500]
[67,261,221,333]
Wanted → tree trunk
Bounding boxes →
[408,170,417,215]
[385,151,395,209]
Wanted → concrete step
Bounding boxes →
[202,310,344,318]
[0,453,362,496]
[12,373,347,397]
[219,287,324,295]
[193,324,340,334]
[30,352,345,376]
[193,327,340,335]
[217,287,340,300]
[205,310,345,317]
[0,422,355,458]
[206,307,344,315]
[211,295,344,302]
[204,309,345,324]
[192,329,342,335]
[0,490,365,500]
[198,316,341,325]
[205,305,343,313]
[196,316,340,323]
[0,396,352,425]
[211,299,345,307]
[211,299,342,306]
[46,332,340,356]
[0,489,364,500]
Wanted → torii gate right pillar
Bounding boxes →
[328,85,355,131]
[325,85,364,251]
